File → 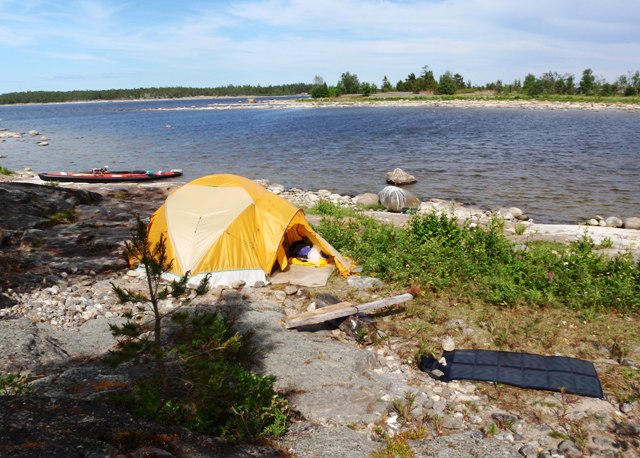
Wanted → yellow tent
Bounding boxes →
[147,174,356,287]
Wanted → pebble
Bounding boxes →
[620,402,633,414]
[557,439,582,457]
[441,336,456,352]
[519,443,538,457]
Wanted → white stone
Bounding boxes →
[385,168,417,185]
[509,207,524,218]
[441,336,456,352]
[624,217,640,230]
[354,193,379,206]
[231,280,246,289]
[605,216,623,228]
[268,184,285,194]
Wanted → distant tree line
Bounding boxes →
[3,67,640,104]
[0,83,313,105]
[310,66,640,98]
[487,69,640,97]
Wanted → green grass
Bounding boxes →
[313,200,640,407]
[314,203,640,313]
[49,209,76,223]
[306,199,358,218]
[0,165,13,175]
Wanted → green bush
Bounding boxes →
[107,217,288,441]
[315,211,640,312]
[108,311,288,441]
[0,165,13,175]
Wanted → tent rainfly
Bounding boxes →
[146,174,356,287]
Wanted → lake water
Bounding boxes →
[1,97,639,224]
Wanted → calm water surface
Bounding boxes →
[1,98,639,224]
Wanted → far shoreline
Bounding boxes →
[1,93,640,112]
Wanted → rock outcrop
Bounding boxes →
[385,167,417,185]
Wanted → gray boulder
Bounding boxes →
[624,217,640,230]
[385,168,417,185]
[354,192,379,207]
[0,318,70,373]
[497,207,524,221]
[605,216,623,228]
[0,182,101,231]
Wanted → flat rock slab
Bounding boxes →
[0,318,69,374]
[0,182,101,231]
[410,431,521,457]
[0,317,124,374]
[238,307,414,426]
[281,423,379,458]
[527,223,640,248]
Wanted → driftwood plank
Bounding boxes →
[283,293,413,329]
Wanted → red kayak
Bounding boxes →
[38,167,183,183]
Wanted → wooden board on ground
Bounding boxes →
[283,293,413,329]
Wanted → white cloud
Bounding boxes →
[45,51,111,62]
[1,0,639,91]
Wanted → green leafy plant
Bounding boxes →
[0,373,32,395]
[106,216,288,441]
[49,209,76,224]
[108,311,288,441]
[599,237,614,249]
[316,211,640,312]
[309,199,357,218]
[108,216,208,386]
[485,421,500,438]
[391,391,418,424]
[0,165,13,175]
[358,202,385,211]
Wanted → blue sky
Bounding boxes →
[1,0,639,93]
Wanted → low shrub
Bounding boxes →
[106,217,288,442]
[314,209,640,312]
[108,311,288,441]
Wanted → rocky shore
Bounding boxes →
[0,174,639,457]
[303,97,640,113]
[130,93,640,113]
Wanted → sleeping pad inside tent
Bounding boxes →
[146,174,356,287]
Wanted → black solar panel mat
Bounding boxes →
[419,349,604,399]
